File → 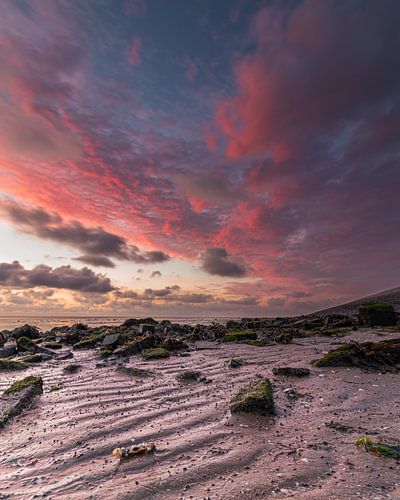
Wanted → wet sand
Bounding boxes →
[0,329,399,499]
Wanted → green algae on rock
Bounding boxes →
[142,348,170,360]
[311,338,400,371]
[72,336,99,350]
[356,437,400,460]
[358,302,397,327]
[230,378,275,416]
[222,330,257,343]
[272,367,310,377]
[16,336,38,353]
[0,358,29,371]
[0,376,43,429]
[20,353,43,363]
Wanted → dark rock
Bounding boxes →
[72,337,99,350]
[142,348,170,360]
[176,370,202,382]
[160,338,188,351]
[102,333,124,349]
[139,323,155,335]
[0,376,43,428]
[358,302,397,326]
[16,336,37,353]
[272,367,310,377]
[228,358,243,368]
[0,342,17,358]
[63,364,81,374]
[230,378,275,416]
[222,330,257,343]
[11,324,40,340]
[55,351,74,360]
[0,359,29,370]
[312,338,400,371]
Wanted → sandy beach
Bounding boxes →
[1,328,399,499]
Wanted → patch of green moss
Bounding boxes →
[0,358,29,371]
[142,348,170,360]
[99,348,113,358]
[72,336,98,350]
[356,437,400,460]
[176,370,202,382]
[116,366,156,377]
[230,378,275,416]
[222,330,257,343]
[4,376,43,395]
[272,367,310,377]
[16,336,37,352]
[20,353,43,363]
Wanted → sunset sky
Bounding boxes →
[0,0,399,317]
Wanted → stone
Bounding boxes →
[139,323,155,335]
[102,333,124,349]
[0,376,43,428]
[230,378,275,416]
[272,367,310,377]
[16,336,37,353]
[228,358,243,368]
[0,343,17,358]
[10,324,40,340]
[142,348,170,360]
[358,302,397,327]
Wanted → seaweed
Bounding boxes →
[356,437,400,460]
[4,376,43,395]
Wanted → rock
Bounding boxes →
[228,358,243,368]
[20,353,43,363]
[138,323,155,335]
[72,337,99,350]
[160,338,188,351]
[230,378,275,416]
[0,342,17,358]
[16,336,38,353]
[114,336,159,357]
[0,376,43,428]
[63,364,81,374]
[10,324,40,340]
[222,330,257,343]
[0,359,29,371]
[272,367,310,377]
[176,370,202,382]
[55,351,74,360]
[142,348,170,360]
[116,366,156,377]
[121,318,139,328]
[312,338,400,371]
[102,333,124,349]
[43,342,63,349]
[358,302,397,326]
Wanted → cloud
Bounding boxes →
[127,36,142,65]
[0,261,114,293]
[201,247,246,277]
[151,270,162,277]
[1,202,170,266]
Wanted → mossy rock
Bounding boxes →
[230,378,275,416]
[116,366,156,377]
[43,342,63,350]
[184,332,201,343]
[358,302,397,327]
[176,370,202,382]
[16,336,37,353]
[20,353,43,364]
[72,336,99,350]
[311,338,400,371]
[99,348,113,358]
[222,330,257,343]
[272,367,310,377]
[356,437,400,460]
[228,357,243,368]
[4,376,43,395]
[63,364,81,374]
[0,358,29,371]
[142,348,170,360]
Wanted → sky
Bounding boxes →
[0,0,399,317]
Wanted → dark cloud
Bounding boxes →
[1,202,170,266]
[0,261,114,293]
[201,247,246,277]
[151,270,162,277]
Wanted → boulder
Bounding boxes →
[272,367,310,377]
[10,324,40,340]
[0,342,17,358]
[142,348,170,360]
[102,333,124,349]
[358,302,397,327]
[0,376,43,428]
[16,336,37,353]
[139,323,155,335]
[230,378,275,416]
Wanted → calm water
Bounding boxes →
[0,316,239,332]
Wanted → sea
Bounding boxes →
[0,316,239,332]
